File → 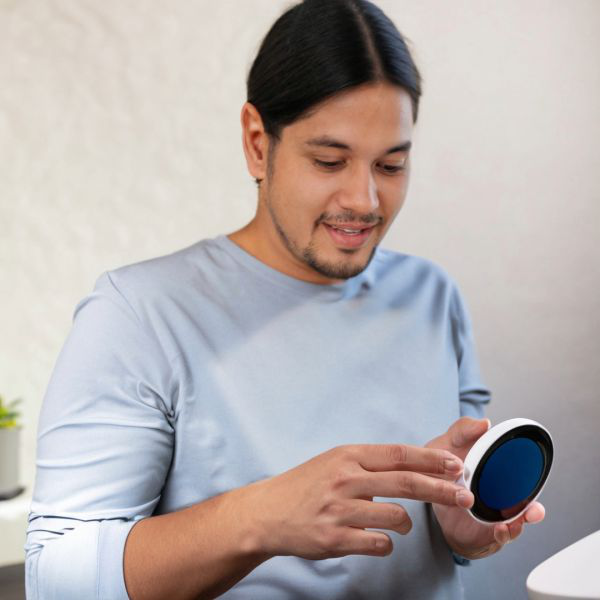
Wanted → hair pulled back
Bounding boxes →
[247,0,422,177]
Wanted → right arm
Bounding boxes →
[123,484,267,600]
[123,443,470,600]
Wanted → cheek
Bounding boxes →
[276,159,325,210]
[286,181,333,222]
[381,186,407,217]
[270,185,323,235]
[384,174,410,210]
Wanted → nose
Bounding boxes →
[337,162,380,215]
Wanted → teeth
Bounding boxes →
[334,227,361,234]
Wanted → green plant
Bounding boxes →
[0,395,22,429]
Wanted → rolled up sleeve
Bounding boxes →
[25,271,177,599]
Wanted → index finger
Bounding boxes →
[353,444,463,477]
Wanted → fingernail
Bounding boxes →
[444,458,462,472]
[456,490,471,505]
[375,536,388,549]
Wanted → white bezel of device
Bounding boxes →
[456,418,553,525]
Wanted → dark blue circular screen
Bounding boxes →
[477,437,544,510]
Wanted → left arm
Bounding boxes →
[430,283,544,559]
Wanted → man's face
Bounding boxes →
[252,82,414,284]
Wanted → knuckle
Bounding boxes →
[322,500,347,520]
[398,472,417,497]
[331,467,357,492]
[387,444,408,467]
[328,445,344,461]
[436,479,454,503]
[436,453,450,475]
[314,530,332,557]
[319,528,343,552]
[334,444,357,462]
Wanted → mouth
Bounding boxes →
[322,222,376,249]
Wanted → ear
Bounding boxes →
[240,102,269,183]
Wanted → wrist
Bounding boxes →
[451,551,471,566]
[223,481,275,561]
[431,502,486,561]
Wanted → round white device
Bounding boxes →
[457,418,553,524]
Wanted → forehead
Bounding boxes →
[284,82,414,153]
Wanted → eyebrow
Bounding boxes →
[303,135,412,155]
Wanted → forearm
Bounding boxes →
[123,484,271,600]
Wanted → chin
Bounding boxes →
[304,245,376,280]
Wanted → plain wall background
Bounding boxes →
[1,0,599,597]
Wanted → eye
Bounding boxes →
[379,164,406,174]
[312,159,407,175]
[314,159,344,170]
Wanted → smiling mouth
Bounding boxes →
[322,223,376,248]
[325,224,372,235]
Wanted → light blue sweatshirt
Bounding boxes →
[25,234,491,599]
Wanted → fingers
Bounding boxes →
[320,500,412,557]
[494,502,545,546]
[449,417,491,449]
[337,499,413,535]
[354,444,463,479]
[353,469,470,507]
[425,417,490,458]
[524,502,545,524]
[494,518,524,545]
[455,488,474,509]
[332,528,394,557]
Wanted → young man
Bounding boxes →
[25,1,545,598]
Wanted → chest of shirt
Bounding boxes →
[155,294,460,513]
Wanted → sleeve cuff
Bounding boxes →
[452,551,471,566]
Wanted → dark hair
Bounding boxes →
[246,0,422,185]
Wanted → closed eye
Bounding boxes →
[314,160,343,169]
[313,159,406,174]
[381,164,405,174]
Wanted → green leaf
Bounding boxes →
[0,395,22,428]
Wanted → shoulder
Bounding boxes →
[369,245,459,293]
[77,237,226,339]
[94,237,227,309]
[73,237,228,364]
[368,247,470,324]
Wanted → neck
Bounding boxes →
[226,218,344,286]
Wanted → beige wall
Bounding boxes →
[1,0,599,595]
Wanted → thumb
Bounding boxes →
[450,417,491,449]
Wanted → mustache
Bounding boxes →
[317,212,383,226]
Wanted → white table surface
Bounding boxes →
[527,529,600,600]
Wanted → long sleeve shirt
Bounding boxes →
[25,234,491,599]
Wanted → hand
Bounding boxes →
[426,417,546,559]
[238,443,471,560]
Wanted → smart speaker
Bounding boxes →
[458,418,553,524]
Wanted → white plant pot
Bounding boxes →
[0,427,21,498]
